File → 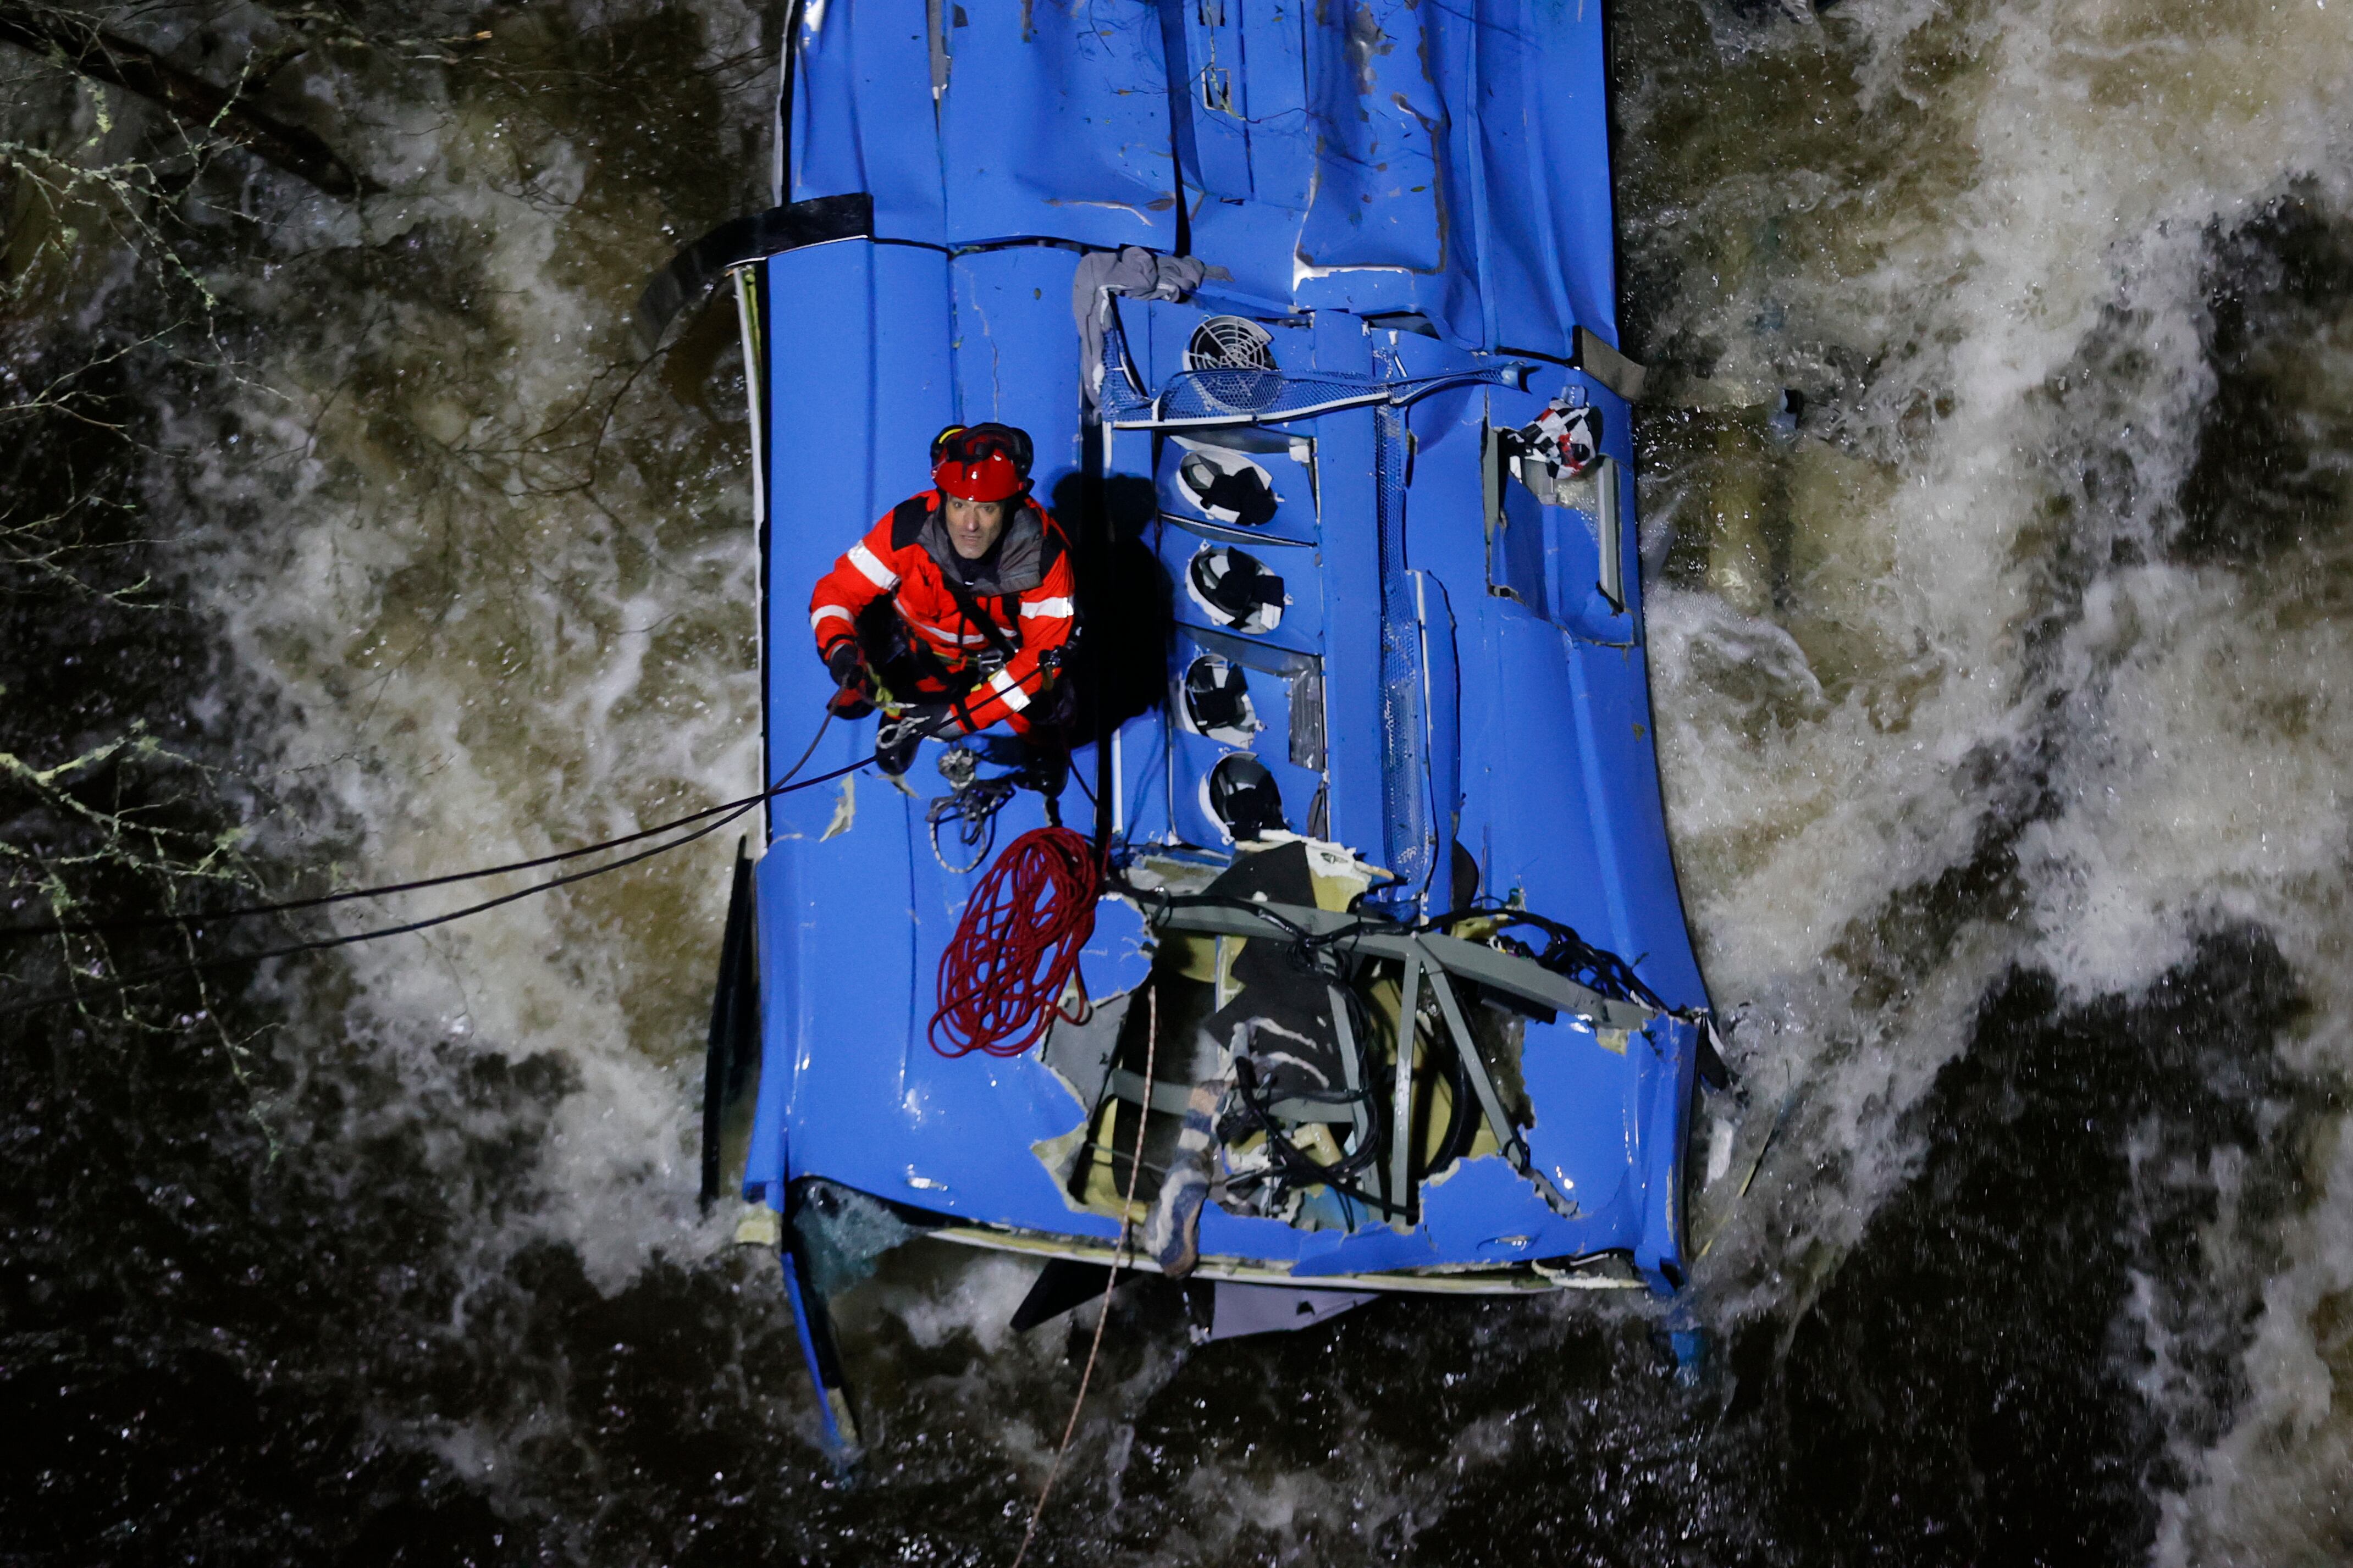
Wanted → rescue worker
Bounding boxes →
[809,422,1076,778]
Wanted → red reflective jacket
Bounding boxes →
[808,491,1075,734]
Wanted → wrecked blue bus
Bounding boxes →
[645,0,1719,1448]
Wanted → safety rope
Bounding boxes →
[1011,982,1155,1568]
[928,826,1099,1058]
[0,713,839,944]
[1,716,856,1018]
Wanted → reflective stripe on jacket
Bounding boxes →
[808,491,1075,733]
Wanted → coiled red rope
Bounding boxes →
[928,826,1101,1058]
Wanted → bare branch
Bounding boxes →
[0,2,374,197]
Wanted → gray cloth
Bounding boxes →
[1143,1078,1224,1278]
[1073,245,1211,412]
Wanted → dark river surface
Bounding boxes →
[5,2,2351,1563]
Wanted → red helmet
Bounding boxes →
[930,422,1033,503]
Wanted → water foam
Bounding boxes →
[155,9,779,1506]
[1641,0,2353,1543]
[129,0,2353,1549]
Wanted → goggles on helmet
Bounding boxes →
[930,422,1034,503]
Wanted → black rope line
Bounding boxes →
[1,729,870,1019]
[0,714,838,944]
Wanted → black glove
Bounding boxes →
[824,641,875,718]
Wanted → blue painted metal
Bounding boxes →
[739,0,1709,1300]
[1373,401,1428,905]
[772,1218,850,1453]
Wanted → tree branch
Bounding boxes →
[0,4,374,198]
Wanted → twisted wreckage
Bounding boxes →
[654,0,1726,1447]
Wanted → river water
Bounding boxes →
[3,1,2350,1562]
